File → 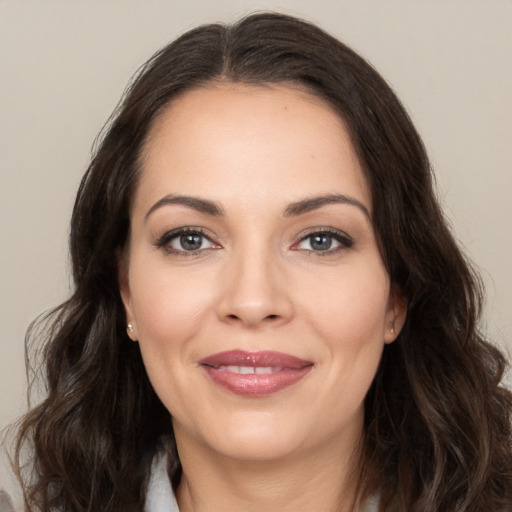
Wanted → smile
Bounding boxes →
[198,350,313,397]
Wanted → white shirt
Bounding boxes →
[144,451,179,512]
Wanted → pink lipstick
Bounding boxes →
[198,350,313,396]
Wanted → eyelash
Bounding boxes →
[154,227,218,256]
[292,228,353,256]
[154,227,353,256]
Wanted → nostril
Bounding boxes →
[225,313,279,322]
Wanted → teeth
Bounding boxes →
[216,365,282,374]
[255,366,274,374]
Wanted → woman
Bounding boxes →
[8,12,512,512]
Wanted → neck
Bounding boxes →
[174,430,364,512]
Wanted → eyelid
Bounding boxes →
[291,227,353,254]
[154,226,220,254]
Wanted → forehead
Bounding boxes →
[135,83,370,215]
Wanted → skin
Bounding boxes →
[120,83,406,512]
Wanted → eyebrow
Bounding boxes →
[145,193,371,222]
[283,194,371,221]
[145,195,224,221]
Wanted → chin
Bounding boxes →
[174,407,309,462]
[209,427,306,462]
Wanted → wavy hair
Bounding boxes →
[13,12,512,512]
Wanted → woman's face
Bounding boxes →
[121,84,405,463]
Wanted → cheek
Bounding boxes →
[301,263,390,344]
[127,258,220,418]
[128,257,217,356]
[298,262,390,395]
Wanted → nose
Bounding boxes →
[216,246,294,328]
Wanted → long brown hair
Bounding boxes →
[13,12,512,511]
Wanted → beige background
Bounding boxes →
[1,0,511,434]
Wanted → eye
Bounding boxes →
[155,228,218,254]
[294,229,353,254]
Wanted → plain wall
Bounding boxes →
[1,0,511,433]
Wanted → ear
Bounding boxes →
[384,285,407,344]
[118,250,138,341]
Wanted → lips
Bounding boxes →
[198,350,313,397]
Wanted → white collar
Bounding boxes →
[144,451,179,512]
